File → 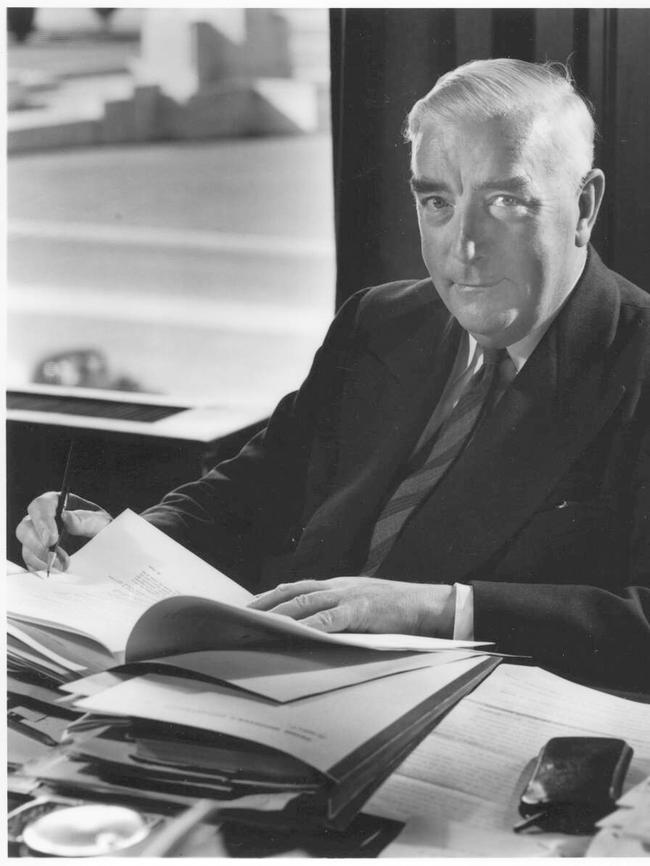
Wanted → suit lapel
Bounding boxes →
[378,250,628,583]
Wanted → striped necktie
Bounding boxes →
[362,348,505,575]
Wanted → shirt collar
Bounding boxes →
[504,323,548,373]
[467,322,546,375]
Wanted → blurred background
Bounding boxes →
[7,7,334,405]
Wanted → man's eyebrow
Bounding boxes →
[476,175,533,194]
[409,176,452,194]
[409,175,535,196]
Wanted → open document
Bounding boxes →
[7,509,489,685]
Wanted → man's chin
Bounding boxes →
[452,310,518,347]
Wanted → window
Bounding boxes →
[7,8,334,412]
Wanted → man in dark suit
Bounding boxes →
[17,59,650,691]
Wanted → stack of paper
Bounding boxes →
[31,654,496,826]
[7,510,497,827]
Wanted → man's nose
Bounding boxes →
[451,205,484,262]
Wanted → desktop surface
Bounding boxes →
[8,662,650,857]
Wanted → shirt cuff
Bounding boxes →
[453,582,474,640]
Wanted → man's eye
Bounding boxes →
[491,194,525,208]
[422,196,449,211]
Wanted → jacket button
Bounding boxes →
[287,525,303,550]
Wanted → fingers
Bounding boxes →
[300,605,354,633]
[21,540,50,573]
[62,509,112,537]
[249,580,327,611]
[261,589,340,621]
[247,577,442,637]
[16,514,55,573]
[22,542,69,574]
[17,492,112,572]
[25,491,60,548]
[249,579,356,632]
[17,514,70,573]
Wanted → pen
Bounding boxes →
[46,442,74,577]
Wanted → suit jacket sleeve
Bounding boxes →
[140,292,365,590]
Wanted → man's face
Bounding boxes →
[411,114,587,348]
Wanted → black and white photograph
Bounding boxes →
[6,4,650,858]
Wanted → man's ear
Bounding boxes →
[575,168,605,247]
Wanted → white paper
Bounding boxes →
[6,509,252,653]
[589,776,650,855]
[145,647,478,702]
[60,670,128,697]
[468,663,650,750]
[380,813,569,858]
[67,510,252,606]
[617,774,650,808]
[7,622,88,672]
[8,642,70,679]
[74,656,487,775]
[366,664,650,854]
[596,774,650,842]
[586,827,648,857]
[64,648,477,703]
[316,631,489,651]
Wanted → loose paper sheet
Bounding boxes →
[144,647,477,702]
[64,648,477,703]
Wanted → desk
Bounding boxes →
[8,663,650,857]
[367,663,650,857]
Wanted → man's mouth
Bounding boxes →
[450,280,500,291]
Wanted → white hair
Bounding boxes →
[406,58,596,186]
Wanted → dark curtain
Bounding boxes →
[330,8,650,307]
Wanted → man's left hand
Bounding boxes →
[248,577,456,637]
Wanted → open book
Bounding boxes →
[7,510,488,700]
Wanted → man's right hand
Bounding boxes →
[16,492,112,573]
